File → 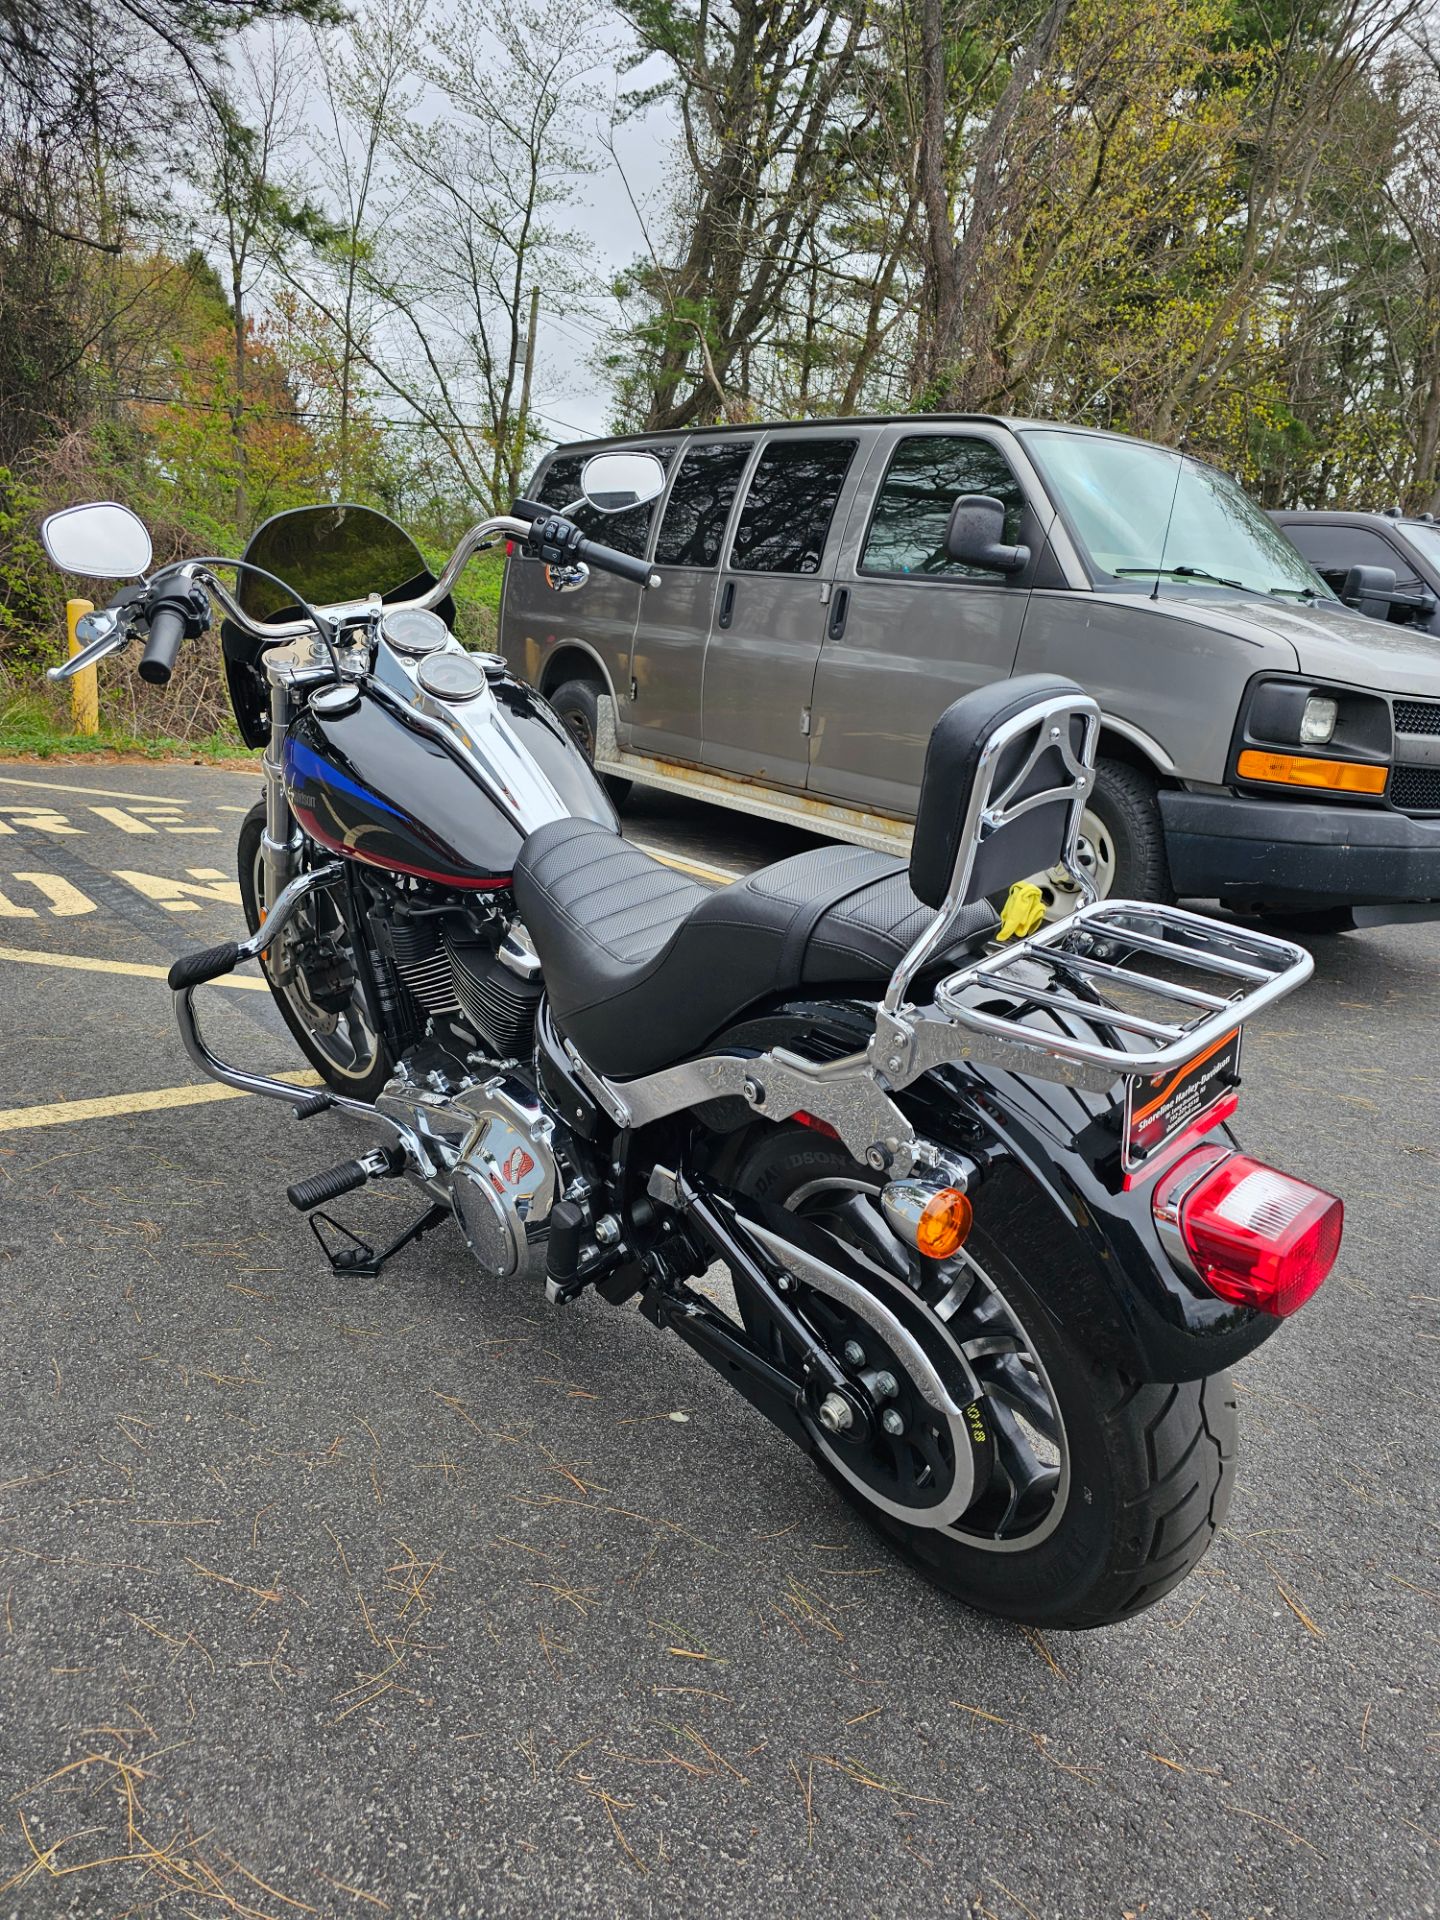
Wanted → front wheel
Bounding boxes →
[735,1130,1237,1629]
[548,678,632,807]
[237,804,392,1102]
[1031,757,1173,921]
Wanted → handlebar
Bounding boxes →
[138,602,186,685]
[89,506,662,672]
[570,534,658,588]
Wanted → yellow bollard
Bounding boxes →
[66,598,98,736]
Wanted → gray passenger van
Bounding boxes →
[498,416,1440,928]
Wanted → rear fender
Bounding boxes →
[704,995,1276,1383]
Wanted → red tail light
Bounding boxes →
[1152,1148,1342,1317]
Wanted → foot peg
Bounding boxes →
[288,1145,405,1213]
[168,940,243,991]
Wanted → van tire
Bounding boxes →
[1093,758,1172,903]
[549,679,632,807]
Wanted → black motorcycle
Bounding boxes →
[42,460,1342,1629]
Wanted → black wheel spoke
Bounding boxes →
[986,1400,1055,1531]
[974,1352,1061,1444]
[817,1191,914,1281]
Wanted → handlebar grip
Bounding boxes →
[573,537,657,588]
[167,940,242,991]
[138,604,186,685]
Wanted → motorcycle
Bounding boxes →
[41,459,1342,1629]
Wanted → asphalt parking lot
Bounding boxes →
[0,758,1436,1920]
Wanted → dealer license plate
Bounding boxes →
[1123,1028,1242,1172]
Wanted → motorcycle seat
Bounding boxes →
[512,820,997,1081]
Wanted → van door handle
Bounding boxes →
[717,580,736,630]
[827,587,849,640]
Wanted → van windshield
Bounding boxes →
[1403,522,1440,572]
[1023,429,1331,601]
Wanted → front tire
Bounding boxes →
[735,1130,1237,1629]
[237,804,392,1102]
[1033,757,1172,920]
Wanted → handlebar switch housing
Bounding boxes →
[527,516,587,566]
[147,578,213,640]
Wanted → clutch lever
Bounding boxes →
[46,585,146,682]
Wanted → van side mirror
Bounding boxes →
[1341,562,1397,618]
[944,494,1030,577]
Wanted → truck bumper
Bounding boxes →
[1159,790,1440,913]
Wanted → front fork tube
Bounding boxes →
[262,678,302,911]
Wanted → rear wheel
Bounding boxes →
[237,804,391,1102]
[548,678,632,807]
[734,1129,1237,1628]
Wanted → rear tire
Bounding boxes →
[237,804,392,1103]
[549,678,632,807]
[734,1130,1237,1629]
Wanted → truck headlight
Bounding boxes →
[1299,695,1338,746]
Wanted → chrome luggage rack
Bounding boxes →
[923,898,1313,1093]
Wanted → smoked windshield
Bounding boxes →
[238,505,433,620]
[1023,430,1331,600]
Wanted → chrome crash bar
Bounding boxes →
[172,863,377,1119]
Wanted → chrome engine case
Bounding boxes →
[377,1059,557,1277]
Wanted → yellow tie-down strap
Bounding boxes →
[996,881,1047,943]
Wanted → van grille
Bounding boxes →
[1393,699,1440,736]
[1389,765,1440,812]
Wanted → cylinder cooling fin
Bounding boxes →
[381,910,542,1060]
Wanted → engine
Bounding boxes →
[370,896,561,1279]
[383,911,543,1063]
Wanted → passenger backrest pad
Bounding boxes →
[908,674,1098,909]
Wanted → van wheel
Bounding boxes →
[549,679,631,807]
[1033,758,1171,918]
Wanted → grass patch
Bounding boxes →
[0,689,255,763]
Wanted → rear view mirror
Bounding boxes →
[944,494,1029,577]
[41,501,152,579]
[1341,562,1398,619]
[580,452,665,514]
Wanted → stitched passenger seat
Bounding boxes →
[513,819,997,1080]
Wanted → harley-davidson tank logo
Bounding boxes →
[501,1147,535,1185]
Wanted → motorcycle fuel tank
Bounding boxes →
[283,660,615,889]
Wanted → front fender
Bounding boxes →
[708,996,1275,1383]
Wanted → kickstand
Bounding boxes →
[309,1202,452,1278]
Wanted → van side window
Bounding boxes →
[862,435,1025,580]
[535,446,673,557]
[730,438,857,575]
[654,441,753,567]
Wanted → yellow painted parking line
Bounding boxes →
[0,1068,320,1134]
[0,943,270,990]
[13,872,94,917]
[629,840,740,886]
[0,773,187,804]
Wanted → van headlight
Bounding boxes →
[1298,694,1338,746]
[1236,677,1391,798]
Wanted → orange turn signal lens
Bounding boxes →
[916,1188,973,1260]
[1236,749,1386,795]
